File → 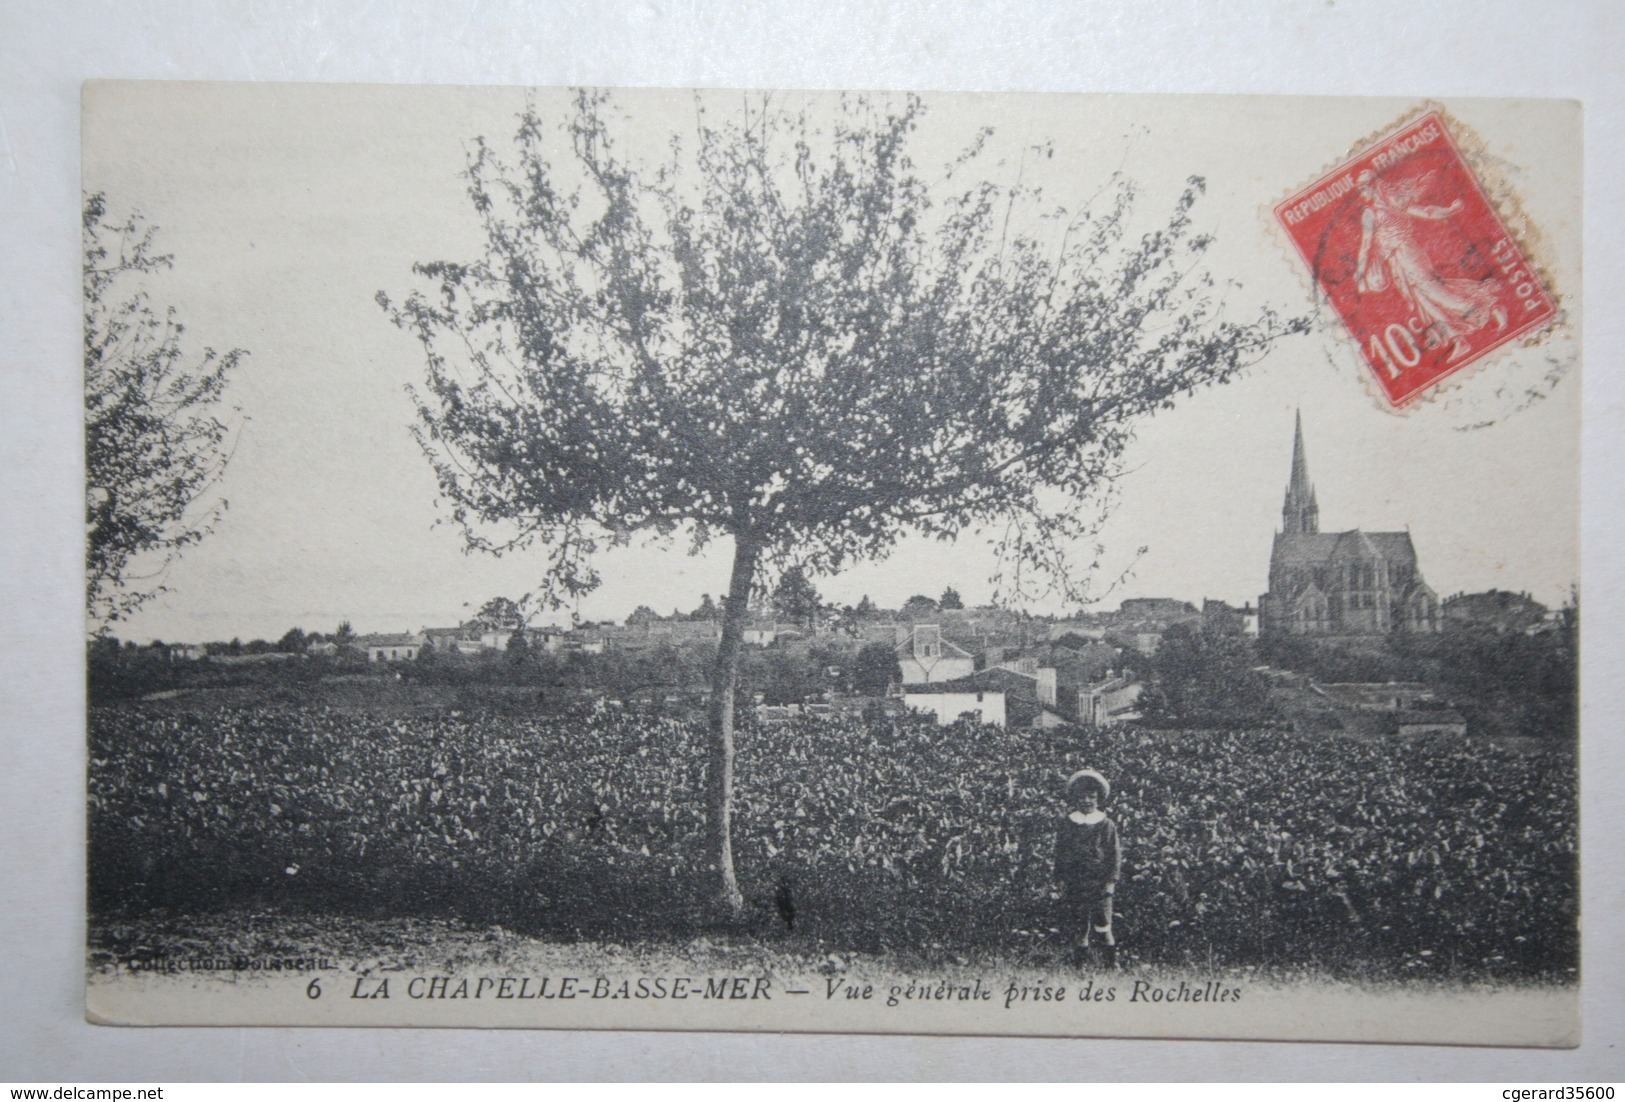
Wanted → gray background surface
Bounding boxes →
[3,0,1620,1081]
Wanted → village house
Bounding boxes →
[1045,616,1109,643]
[562,624,613,654]
[1076,674,1144,726]
[538,625,572,651]
[895,624,976,684]
[901,684,1008,728]
[642,620,724,645]
[1442,590,1549,634]
[354,632,426,662]
[477,625,518,651]
[1308,681,1467,736]
[981,666,1070,728]
[420,625,467,652]
[983,639,1141,726]
[1313,681,1447,712]
[1118,597,1200,620]
[1036,661,1142,728]
[742,622,787,647]
[1202,598,1259,636]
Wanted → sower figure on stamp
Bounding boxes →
[1353,168,1507,362]
[1055,768,1122,970]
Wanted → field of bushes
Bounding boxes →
[88,695,1578,980]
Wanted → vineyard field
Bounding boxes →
[88,694,1578,982]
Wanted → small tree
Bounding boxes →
[84,194,245,631]
[507,628,532,662]
[939,586,964,611]
[830,594,880,636]
[384,92,1303,914]
[747,648,824,705]
[771,565,823,630]
[475,595,527,631]
[415,639,443,670]
[900,594,940,620]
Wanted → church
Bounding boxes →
[1258,414,1441,637]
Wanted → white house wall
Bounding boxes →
[903,691,1006,728]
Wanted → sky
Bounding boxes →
[81,85,1581,643]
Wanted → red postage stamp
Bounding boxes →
[1276,110,1556,406]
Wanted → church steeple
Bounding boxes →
[1283,410,1320,535]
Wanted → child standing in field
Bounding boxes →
[1055,768,1121,969]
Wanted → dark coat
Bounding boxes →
[1054,813,1122,893]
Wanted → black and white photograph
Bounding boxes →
[78,83,1580,1044]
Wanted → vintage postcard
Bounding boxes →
[82,84,1579,1044]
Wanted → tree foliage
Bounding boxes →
[475,595,527,630]
[382,91,1305,912]
[899,594,940,620]
[742,647,827,705]
[506,629,531,662]
[1141,623,1269,728]
[771,565,823,629]
[84,193,244,630]
[829,594,881,636]
[384,92,1302,609]
[853,640,904,696]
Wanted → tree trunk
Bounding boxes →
[705,531,759,918]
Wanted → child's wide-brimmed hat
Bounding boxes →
[1066,768,1110,802]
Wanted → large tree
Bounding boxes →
[84,193,244,631]
[383,91,1303,914]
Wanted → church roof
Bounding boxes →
[1273,529,1418,569]
[1271,532,1338,566]
[1364,531,1420,565]
[1329,530,1383,561]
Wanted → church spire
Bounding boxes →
[1283,409,1320,535]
